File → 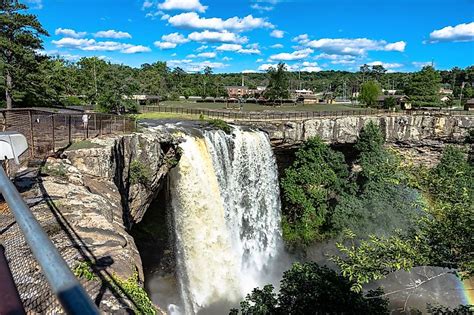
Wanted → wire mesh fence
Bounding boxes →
[0,109,136,313]
[0,109,136,168]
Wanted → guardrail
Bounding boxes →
[0,166,99,314]
[141,105,473,120]
[0,109,136,167]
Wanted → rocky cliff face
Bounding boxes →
[247,114,473,167]
[6,130,180,313]
[251,114,473,146]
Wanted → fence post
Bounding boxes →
[109,116,112,134]
[28,110,34,158]
[68,115,72,145]
[51,115,55,153]
[99,116,103,136]
[123,117,126,132]
[86,116,89,139]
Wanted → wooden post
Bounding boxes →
[109,117,112,134]
[86,115,89,139]
[123,117,126,132]
[99,116,103,136]
[68,115,72,145]
[51,115,55,152]
[28,110,34,158]
[94,114,97,134]
[114,116,117,132]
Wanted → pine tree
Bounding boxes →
[1,0,48,108]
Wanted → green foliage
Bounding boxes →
[207,119,231,134]
[265,62,290,102]
[383,96,397,109]
[231,262,388,314]
[1,0,49,108]
[426,304,474,314]
[331,185,423,237]
[333,145,474,290]
[406,66,442,107]
[280,137,351,245]
[73,261,97,281]
[111,272,156,315]
[359,81,381,107]
[425,146,473,204]
[129,160,151,185]
[355,121,404,189]
[332,231,429,292]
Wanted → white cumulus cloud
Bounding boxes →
[367,61,403,70]
[270,30,284,38]
[167,12,273,32]
[158,0,208,13]
[55,28,87,38]
[188,30,248,44]
[269,48,313,61]
[300,37,406,55]
[428,22,474,43]
[52,37,150,53]
[154,41,177,49]
[94,30,132,39]
[162,32,190,44]
[271,43,283,49]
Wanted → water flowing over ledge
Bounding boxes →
[169,126,285,314]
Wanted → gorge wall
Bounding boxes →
[243,114,474,167]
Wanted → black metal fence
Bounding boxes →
[141,105,473,121]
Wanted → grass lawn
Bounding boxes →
[156,100,364,112]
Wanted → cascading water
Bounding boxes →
[169,126,284,314]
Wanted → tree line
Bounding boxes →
[2,1,474,112]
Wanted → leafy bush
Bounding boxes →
[208,119,231,134]
[129,160,151,185]
[73,261,97,281]
[231,262,388,314]
[280,137,352,245]
[111,272,156,315]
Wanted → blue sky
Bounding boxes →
[29,0,474,73]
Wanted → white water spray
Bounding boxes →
[169,127,284,314]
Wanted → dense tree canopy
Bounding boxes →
[359,80,381,107]
[230,262,388,315]
[280,137,351,245]
[1,0,48,108]
[406,65,442,107]
[265,62,290,103]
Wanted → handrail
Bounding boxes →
[0,166,99,315]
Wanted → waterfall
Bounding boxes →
[169,127,284,314]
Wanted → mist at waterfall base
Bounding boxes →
[148,126,289,315]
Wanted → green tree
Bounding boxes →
[333,145,474,290]
[1,0,48,108]
[265,62,289,104]
[359,80,381,107]
[406,65,441,107]
[231,262,388,314]
[383,96,397,109]
[371,65,387,83]
[280,137,351,245]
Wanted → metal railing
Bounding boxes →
[0,109,136,167]
[141,105,473,121]
[0,166,99,314]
